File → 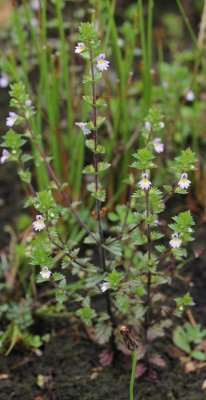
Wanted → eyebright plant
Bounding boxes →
[1,22,197,386]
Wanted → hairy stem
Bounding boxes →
[89,49,107,273]
[89,49,116,341]
[144,189,151,367]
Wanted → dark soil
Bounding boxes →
[0,242,206,400]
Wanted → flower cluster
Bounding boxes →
[75,42,110,72]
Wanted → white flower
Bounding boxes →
[0,149,10,164]
[75,42,86,54]
[0,73,9,88]
[153,138,164,153]
[138,173,152,190]
[101,281,110,292]
[145,121,152,132]
[40,266,51,279]
[158,122,165,129]
[31,17,38,27]
[33,215,46,231]
[169,233,182,248]
[30,0,40,10]
[6,112,19,127]
[178,173,191,189]
[75,122,91,136]
[185,90,195,102]
[25,99,32,106]
[96,54,110,71]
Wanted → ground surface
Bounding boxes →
[0,245,206,400]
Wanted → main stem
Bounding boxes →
[130,350,137,400]
[144,189,151,367]
[89,49,106,273]
[89,49,116,340]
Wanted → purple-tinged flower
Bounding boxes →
[169,233,182,248]
[25,99,32,106]
[30,0,40,10]
[185,90,195,102]
[96,54,110,71]
[31,17,38,27]
[138,173,152,190]
[0,149,10,164]
[75,122,91,136]
[153,138,164,153]
[101,281,110,292]
[178,173,191,189]
[6,112,18,127]
[145,121,152,132]
[40,266,51,279]
[75,42,86,54]
[0,73,9,88]
[33,215,46,231]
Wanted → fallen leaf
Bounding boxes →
[136,364,147,378]
[0,374,9,380]
[149,353,166,368]
[202,380,206,390]
[99,348,113,367]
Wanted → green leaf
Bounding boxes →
[76,306,97,327]
[2,130,26,149]
[98,162,111,173]
[107,270,123,290]
[18,169,31,184]
[175,148,197,172]
[190,350,206,361]
[132,148,155,170]
[82,164,96,175]
[173,327,191,354]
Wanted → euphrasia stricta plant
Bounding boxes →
[1,24,197,383]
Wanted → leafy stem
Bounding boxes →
[144,188,152,367]
[89,49,107,274]
[22,114,97,243]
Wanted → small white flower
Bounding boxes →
[101,281,110,292]
[178,173,191,189]
[138,173,152,190]
[75,122,91,136]
[40,266,51,279]
[0,149,10,164]
[145,121,152,132]
[6,112,19,127]
[31,17,38,27]
[75,42,86,54]
[96,54,110,71]
[153,138,164,153]
[158,122,165,129]
[25,99,32,106]
[185,90,195,102]
[33,215,46,231]
[0,73,9,88]
[30,0,40,11]
[169,233,182,248]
